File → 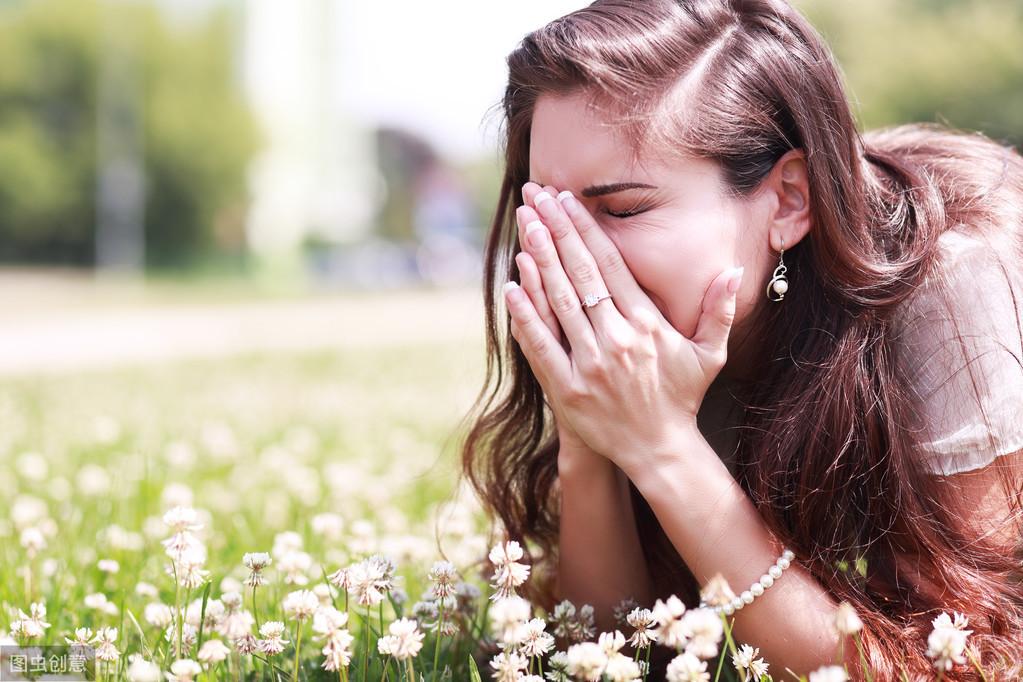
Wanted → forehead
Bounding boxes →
[529,93,645,187]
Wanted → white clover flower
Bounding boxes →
[10,602,50,639]
[626,607,659,649]
[145,603,174,628]
[598,630,626,656]
[489,650,528,682]
[126,657,162,682]
[97,559,120,573]
[258,621,290,656]
[652,594,689,650]
[65,627,94,646]
[833,601,863,636]
[565,641,608,681]
[197,639,230,665]
[164,658,202,682]
[163,622,197,657]
[321,628,355,672]
[312,605,349,637]
[346,556,396,607]
[20,527,46,557]
[808,664,849,682]
[488,596,532,646]
[427,560,459,599]
[545,650,571,682]
[378,617,424,660]
[666,651,710,682]
[233,633,259,655]
[926,611,972,672]
[732,643,769,680]
[282,589,319,621]
[681,607,723,660]
[488,540,531,601]
[162,507,202,534]
[603,652,641,682]
[91,627,120,662]
[517,618,555,658]
[243,552,272,587]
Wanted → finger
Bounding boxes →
[515,203,599,357]
[531,185,624,337]
[555,189,666,324]
[503,280,573,388]
[691,265,744,358]
[515,250,565,348]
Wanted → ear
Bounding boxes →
[765,149,812,251]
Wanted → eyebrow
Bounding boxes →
[580,182,657,197]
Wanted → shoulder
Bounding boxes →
[892,227,1023,476]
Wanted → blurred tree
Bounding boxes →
[0,0,257,268]
[794,0,1023,147]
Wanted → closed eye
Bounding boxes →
[605,206,647,219]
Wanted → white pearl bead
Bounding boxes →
[741,590,754,604]
[777,557,790,570]
[759,574,774,588]
[782,549,795,561]
[768,565,783,579]
[722,603,735,616]
[772,279,788,295]
[750,582,764,597]
[731,597,744,610]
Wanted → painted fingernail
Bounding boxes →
[525,220,547,248]
[557,190,577,210]
[727,266,745,294]
[503,280,520,299]
[533,191,553,207]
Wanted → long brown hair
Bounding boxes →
[456,0,1023,677]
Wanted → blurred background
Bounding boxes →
[0,0,1020,373]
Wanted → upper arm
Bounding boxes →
[928,447,1023,555]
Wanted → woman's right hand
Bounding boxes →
[514,183,610,472]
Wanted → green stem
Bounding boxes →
[432,602,445,679]
[965,647,990,682]
[292,624,303,682]
[252,585,261,632]
[853,632,873,682]
[363,605,371,682]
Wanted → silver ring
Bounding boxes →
[581,292,612,308]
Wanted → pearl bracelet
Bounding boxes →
[698,548,795,617]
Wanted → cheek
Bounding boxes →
[609,225,737,338]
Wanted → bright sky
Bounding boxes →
[337,1,586,163]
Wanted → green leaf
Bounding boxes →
[468,653,482,682]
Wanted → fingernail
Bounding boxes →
[727,266,745,294]
[525,220,547,248]
[533,191,553,207]
[503,280,520,297]
[557,190,577,210]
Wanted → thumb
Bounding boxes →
[691,265,743,353]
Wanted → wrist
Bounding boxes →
[557,443,614,480]
[620,420,707,490]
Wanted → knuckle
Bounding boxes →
[570,259,598,285]
[596,247,628,276]
[632,307,660,335]
[551,288,579,315]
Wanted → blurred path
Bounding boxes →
[0,269,485,376]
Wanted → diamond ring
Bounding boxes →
[581,292,612,308]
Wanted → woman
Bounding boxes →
[458,0,1023,677]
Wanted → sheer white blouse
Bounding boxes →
[698,227,1023,478]
[892,227,1023,476]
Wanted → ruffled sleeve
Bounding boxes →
[892,228,1023,476]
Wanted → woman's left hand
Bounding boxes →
[504,182,745,480]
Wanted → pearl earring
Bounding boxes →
[766,237,788,302]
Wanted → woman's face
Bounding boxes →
[527,92,809,380]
